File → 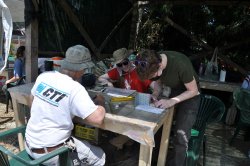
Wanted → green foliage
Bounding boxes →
[136,3,172,50]
[135,2,250,69]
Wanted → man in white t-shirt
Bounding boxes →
[25,45,106,166]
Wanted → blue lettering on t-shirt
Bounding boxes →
[37,83,46,93]
[35,82,69,106]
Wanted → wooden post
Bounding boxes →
[12,99,26,150]
[25,0,39,83]
[0,20,3,63]
[139,145,153,166]
[157,107,174,166]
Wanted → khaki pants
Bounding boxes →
[25,136,106,166]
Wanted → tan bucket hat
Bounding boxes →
[61,45,95,71]
[113,48,129,64]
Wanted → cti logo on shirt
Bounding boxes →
[35,82,68,106]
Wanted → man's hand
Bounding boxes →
[5,80,11,85]
[151,94,158,103]
[107,82,114,87]
[154,98,178,109]
[93,94,105,106]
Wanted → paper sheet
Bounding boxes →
[135,93,150,106]
[135,105,165,114]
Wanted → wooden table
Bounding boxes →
[199,77,240,92]
[9,83,174,166]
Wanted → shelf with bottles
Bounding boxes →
[218,58,244,83]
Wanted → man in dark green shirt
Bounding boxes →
[136,49,200,166]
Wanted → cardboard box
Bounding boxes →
[74,124,100,144]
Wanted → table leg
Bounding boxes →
[157,107,174,166]
[139,144,153,166]
[12,99,26,151]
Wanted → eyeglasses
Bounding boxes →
[134,60,148,68]
[116,60,129,67]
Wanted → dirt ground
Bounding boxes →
[0,91,20,155]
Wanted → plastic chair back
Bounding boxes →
[193,94,225,134]
[0,152,9,166]
[187,94,225,166]
[233,88,250,124]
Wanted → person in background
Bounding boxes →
[241,73,250,90]
[5,46,25,84]
[136,49,200,166]
[2,46,25,98]
[98,48,160,95]
[25,45,106,166]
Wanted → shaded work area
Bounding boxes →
[1,1,250,166]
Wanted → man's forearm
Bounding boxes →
[171,89,199,104]
[5,77,19,84]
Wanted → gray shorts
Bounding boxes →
[25,137,105,166]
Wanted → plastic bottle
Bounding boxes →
[219,65,226,82]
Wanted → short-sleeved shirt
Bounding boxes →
[107,67,152,93]
[159,51,199,96]
[241,75,250,90]
[25,71,98,148]
[14,58,24,78]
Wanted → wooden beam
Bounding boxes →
[138,1,250,6]
[98,6,135,52]
[189,49,248,76]
[32,0,39,11]
[56,0,99,58]
[190,39,250,61]
[48,1,63,52]
[25,0,39,83]
[161,14,248,76]
[220,54,248,76]
[38,51,64,57]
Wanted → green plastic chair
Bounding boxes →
[186,94,225,166]
[230,88,250,145]
[0,125,71,166]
